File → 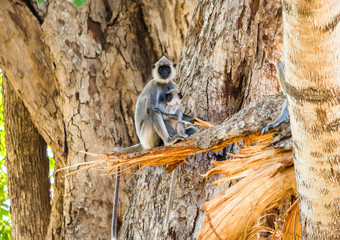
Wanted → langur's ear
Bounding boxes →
[152,64,156,69]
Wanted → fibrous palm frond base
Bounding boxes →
[198,133,299,240]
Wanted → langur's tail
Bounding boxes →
[113,144,143,153]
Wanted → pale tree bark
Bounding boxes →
[3,77,51,240]
[119,0,284,239]
[0,0,195,239]
[283,0,340,239]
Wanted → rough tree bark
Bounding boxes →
[283,0,340,239]
[3,77,51,240]
[179,0,283,122]
[0,0,195,239]
[119,0,284,239]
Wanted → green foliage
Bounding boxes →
[72,0,87,7]
[47,146,55,180]
[0,169,10,240]
[0,71,11,240]
[36,0,88,7]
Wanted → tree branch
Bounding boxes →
[193,93,287,149]
[0,0,65,160]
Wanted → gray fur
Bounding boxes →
[113,56,186,153]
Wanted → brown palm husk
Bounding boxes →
[198,133,298,240]
[271,200,302,240]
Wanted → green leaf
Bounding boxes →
[47,146,55,170]
[36,0,45,3]
[72,0,87,7]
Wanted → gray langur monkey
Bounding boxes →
[114,56,188,154]
[111,56,193,240]
[261,62,289,134]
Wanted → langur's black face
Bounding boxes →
[165,92,173,102]
[152,56,176,82]
[158,65,171,79]
[165,90,182,104]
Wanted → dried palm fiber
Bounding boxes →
[270,200,301,240]
[248,198,301,240]
[61,132,300,239]
[61,94,286,176]
[62,132,266,177]
[198,133,297,240]
[282,204,301,240]
[59,116,220,177]
[57,139,199,176]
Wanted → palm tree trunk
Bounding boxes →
[283,1,340,239]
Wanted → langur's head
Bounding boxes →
[152,56,177,82]
[165,89,182,106]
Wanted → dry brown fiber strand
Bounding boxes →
[68,133,262,176]
[198,133,299,240]
[63,118,214,176]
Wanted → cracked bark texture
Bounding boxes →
[3,77,51,240]
[179,0,283,123]
[0,0,195,239]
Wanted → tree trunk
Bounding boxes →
[0,0,195,238]
[3,77,51,240]
[119,0,284,239]
[283,1,340,239]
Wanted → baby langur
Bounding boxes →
[111,56,191,240]
[151,88,185,136]
[261,62,289,134]
[151,89,197,137]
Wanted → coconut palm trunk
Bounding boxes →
[283,1,340,239]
